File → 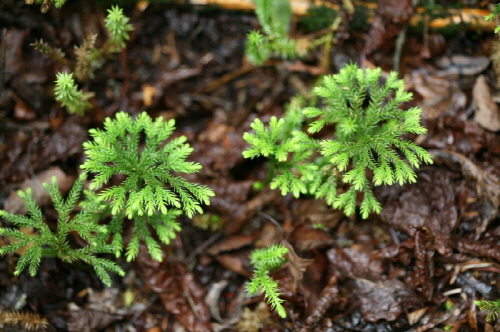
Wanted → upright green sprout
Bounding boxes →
[245,0,298,65]
[247,244,289,318]
[105,5,134,51]
[81,112,214,219]
[54,72,93,115]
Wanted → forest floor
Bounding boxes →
[1,0,500,331]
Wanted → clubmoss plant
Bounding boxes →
[475,299,500,322]
[54,72,94,115]
[81,111,214,219]
[243,63,433,218]
[0,112,214,283]
[34,5,133,114]
[105,5,134,51]
[0,175,124,286]
[247,243,288,318]
[80,189,183,262]
[245,0,297,65]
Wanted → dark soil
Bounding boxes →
[1,0,500,331]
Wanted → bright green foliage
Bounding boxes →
[54,72,93,115]
[54,0,66,7]
[476,299,500,322]
[243,63,433,218]
[81,190,182,262]
[245,0,297,65]
[247,244,288,318]
[486,4,500,33]
[0,175,124,286]
[105,5,134,51]
[81,111,215,219]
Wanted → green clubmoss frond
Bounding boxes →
[247,244,288,318]
[81,112,214,219]
[243,63,433,218]
[0,175,123,286]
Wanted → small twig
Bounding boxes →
[184,232,222,265]
[182,282,203,323]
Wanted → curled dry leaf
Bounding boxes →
[297,275,342,331]
[281,239,314,285]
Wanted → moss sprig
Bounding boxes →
[54,72,94,115]
[247,244,288,318]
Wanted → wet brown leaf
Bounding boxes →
[327,246,383,281]
[4,167,75,214]
[287,223,335,255]
[206,235,256,256]
[411,226,435,301]
[431,150,500,235]
[473,75,500,132]
[216,251,254,278]
[135,247,212,332]
[350,278,417,322]
[67,310,123,332]
[0,119,87,187]
[363,0,413,55]
[371,238,415,266]
[378,170,458,255]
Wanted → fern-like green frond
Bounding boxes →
[247,244,288,318]
[476,299,500,322]
[243,63,433,218]
[0,175,123,286]
[81,111,214,219]
[245,0,298,65]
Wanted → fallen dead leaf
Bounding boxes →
[4,167,76,214]
[473,75,500,131]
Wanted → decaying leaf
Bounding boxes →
[135,246,212,332]
[350,278,418,323]
[411,226,435,301]
[67,310,123,332]
[282,239,314,285]
[473,75,500,132]
[431,150,500,235]
[4,167,75,214]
